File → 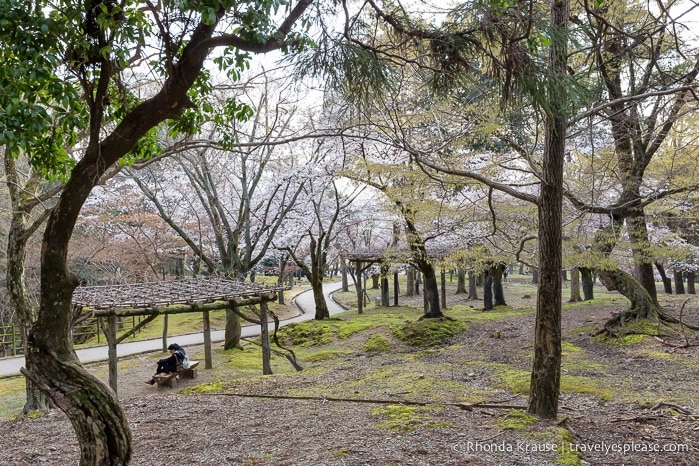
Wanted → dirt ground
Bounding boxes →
[0,279,698,465]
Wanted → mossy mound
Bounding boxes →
[363,334,391,353]
[392,317,468,347]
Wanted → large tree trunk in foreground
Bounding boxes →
[7,215,53,414]
[28,167,133,464]
[4,154,55,414]
[528,0,566,420]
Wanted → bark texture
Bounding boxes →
[528,0,567,420]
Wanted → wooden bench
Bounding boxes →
[153,361,200,388]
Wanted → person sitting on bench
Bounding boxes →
[146,343,185,385]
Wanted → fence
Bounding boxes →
[73,315,147,344]
[0,324,22,357]
[0,315,147,357]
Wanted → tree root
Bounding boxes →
[593,304,699,339]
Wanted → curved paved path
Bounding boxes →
[0,281,346,377]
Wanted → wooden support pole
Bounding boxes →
[106,314,118,395]
[260,301,272,375]
[202,308,212,370]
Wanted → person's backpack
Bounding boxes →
[178,349,190,369]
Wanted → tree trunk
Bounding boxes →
[311,270,330,320]
[531,267,539,284]
[415,272,421,295]
[7,217,54,414]
[224,308,243,350]
[483,269,493,311]
[598,268,660,318]
[371,273,379,289]
[468,271,479,300]
[456,268,467,294]
[420,266,443,318]
[655,262,673,294]
[626,210,658,304]
[528,0,567,420]
[341,260,349,292]
[580,267,594,300]
[381,275,390,307]
[260,302,272,375]
[569,267,582,302]
[4,154,55,414]
[406,268,415,296]
[674,269,685,295]
[491,263,507,307]
[440,268,447,310]
[687,271,695,295]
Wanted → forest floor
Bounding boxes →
[0,276,698,465]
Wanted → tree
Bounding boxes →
[8,1,315,462]
[3,150,62,414]
[564,1,699,326]
[279,155,364,319]
[332,0,571,418]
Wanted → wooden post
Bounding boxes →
[393,272,399,307]
[202,308,212,370]
[260,301,272,374]
[107,313,118,395]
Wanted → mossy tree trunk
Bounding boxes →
[491,263,507,307]
[4,153,55,415]
[456,267,466,294]
[655,262,673,294]
[468,271,479,300]
[406,268,415,297]
[580,267,594,300]
[593,223,663,319]
[627,210,658,303]
[569,267,582,302]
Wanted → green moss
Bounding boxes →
[451,304,535,321]
[301,350,354,362]
[551,427,583,465]
[371,405,429,432]
[490,364,613,400]
[497,410,537,430]
[362,334,391,353]
[392,318,468,347]
[181,381,224,394]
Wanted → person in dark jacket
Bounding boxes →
[146,343,185,385]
